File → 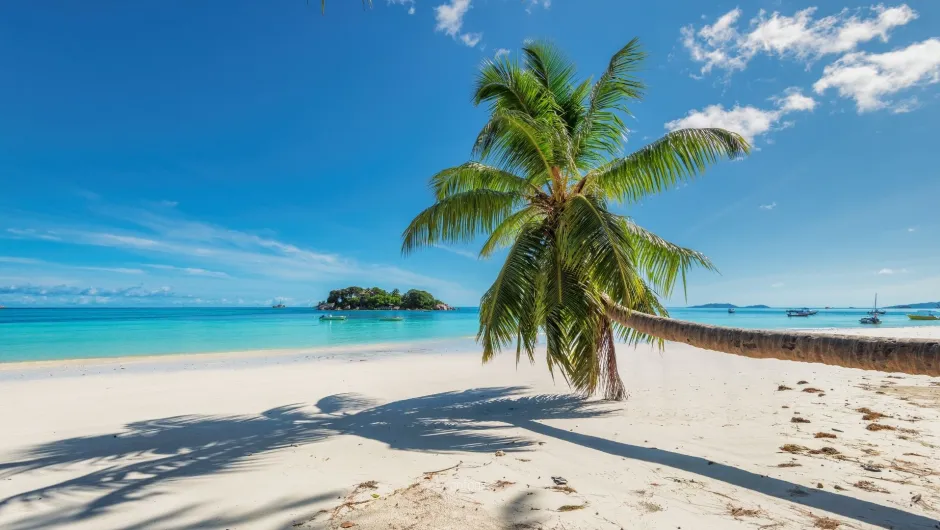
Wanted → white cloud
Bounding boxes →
[877,267,909,275]
[494,48,510,58]
[435,0,470,35]
[432,244,479,260]
[760,202,777,210]
[435,0,482,47]
[6,228,61,241]
[891,97,920,114]
[0,256,142,274]
[460,32,482,47]
[0,284,175,298]
[387,0,415,14]
[775,89,818,112]
[908,227,916,232]
[813,38,940,113]
[145,264,231,279]
[665,88,816,143]
[6,204,471,302]
[0,256,44,264]
[683,5,917,75]
[77,266,145,274]
[525,0,551,13]
[771,282,785,288]
[159,200,178,208]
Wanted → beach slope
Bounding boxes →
[1,329,939,529]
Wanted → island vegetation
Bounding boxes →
[317,286,451,311]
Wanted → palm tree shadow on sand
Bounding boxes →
[0,387,935,529]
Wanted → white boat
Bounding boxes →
[786,308,817,317]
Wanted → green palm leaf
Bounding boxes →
[478,225,546,361]
[430,163,543,200]
[401,190,523,255]
[479,206,545,258]
[581,128,749,202]
[404,39,748,399]
[624,219,717,298]
[575,38,646,167]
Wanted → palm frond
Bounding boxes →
[479,206,545,258]
[431,162,543,200]
[623,219,717,299]
[540,248,595,385]
[401,190,523,255]
[474,56,554,118]
[560,194,636,304]
[472,110,560,187]
[580,128,750,203]
[478,225,546,362]
[574,38,646,167]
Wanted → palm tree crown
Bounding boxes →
[402,40,749,399]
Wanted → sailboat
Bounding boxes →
[860,294,882,325]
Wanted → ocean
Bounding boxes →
[0,307,935,363]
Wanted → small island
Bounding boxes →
[316,286,453,311]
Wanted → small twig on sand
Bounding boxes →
[423,461,462,479]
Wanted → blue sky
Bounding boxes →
[1,0,938,308]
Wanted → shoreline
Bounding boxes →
[0,335,479,372]
[3,326,938,372]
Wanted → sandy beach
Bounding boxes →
[2,328,940,529]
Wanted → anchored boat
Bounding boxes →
[379,316,405,322]
[907,311,940,321]
[319,315,347,321]
[786,308,817,317]
[860,294,882,325]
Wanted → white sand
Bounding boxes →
[1,328,939,529]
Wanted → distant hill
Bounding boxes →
[689,303,771,309]
[886,301,940,309]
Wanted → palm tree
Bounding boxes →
[402,40,940,400]
[402,39,744,399]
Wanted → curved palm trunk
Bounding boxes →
[604,300,940,376]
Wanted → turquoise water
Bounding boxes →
[0,307,935,363]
